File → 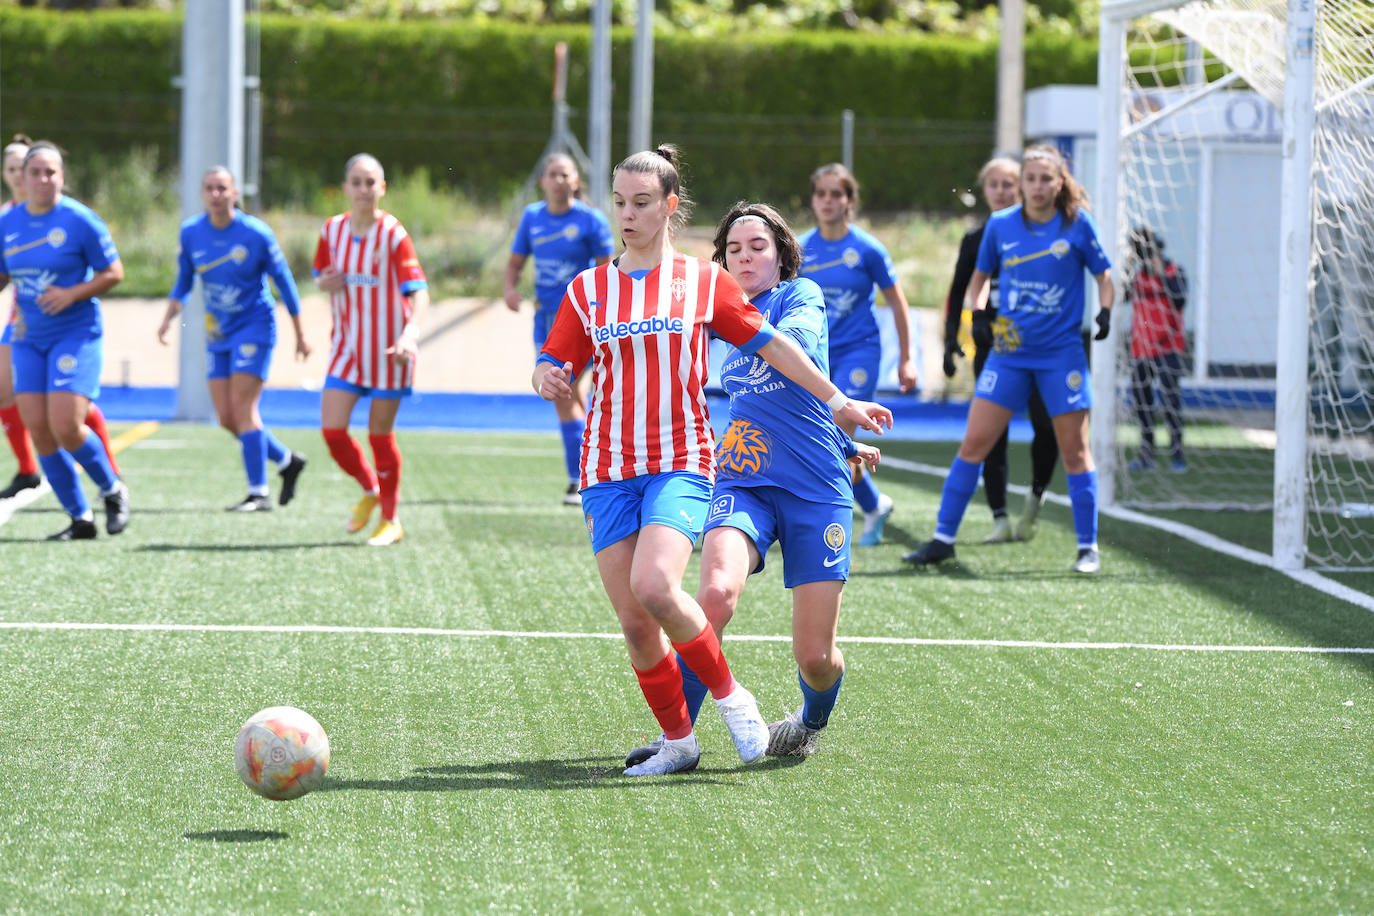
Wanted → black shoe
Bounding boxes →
[228,494,273,513]
[48,516,98,541]
[278,452,307,506]
[0,472,42,500]
[902,538,956,565]
[103,480,130,535]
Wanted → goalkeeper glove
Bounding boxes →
[942,339,963,378]
[1094,308,1112,341]
[971,309,994,352]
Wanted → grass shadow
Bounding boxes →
[135,542,359,553]
[319,754,761,792]
[183,829,289,843]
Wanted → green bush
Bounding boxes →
[0,7,1097,215]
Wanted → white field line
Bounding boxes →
[0,621,1371,654]
[883,456,1374,614]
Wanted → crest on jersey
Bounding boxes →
[1051,239,1070,258]
[824,523,846,552]
[847,367,868,389]
[47,228,67,248]
[57,353,77,373]
[584,512,593,539]
[842,247,860,268]
[670,276,686,302]
[717,420,772,478]
[564,225,579,240]
[239,343,258,358]
[993,316,1021,354]
[231,245,249,263]
[1066,370,1084,391]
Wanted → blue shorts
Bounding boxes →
[11,329,102,399]
[975,351,1092,417]
[705,482,850,587]
[829,340,881,400]
[1,320,12,346]
[580,471,712,554]
[208,337,274,381]
[324,375,411,400]
[532,305,556,350]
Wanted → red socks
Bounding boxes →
[368,433,401,522]
[322,427,378,493]
[633,653,692,740]
[0,404,38,476]
[83,403,119,477]
[672,625,736,699]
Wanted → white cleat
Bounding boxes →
[1072,546,1101,574]
[1016,491,1048,542]
[982,515,1014,544]
[623,733,700,776]
[716,685,769,764]
[858,492,895,547]
[766,708,822,757]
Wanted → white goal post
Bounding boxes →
[1095,0,1374,571]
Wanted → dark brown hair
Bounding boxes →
[809,162,860,217]
[613,143,693,236]
[1021,144,1090,223]
[711,201,803,283]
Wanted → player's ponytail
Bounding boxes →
[614,143,694,236]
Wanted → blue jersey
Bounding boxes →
[797,224,898,355]
[170,211,301,349]
[714,278,853,506]
[975,205,1111,362]
[511,200,615,311]
[0,196,118,349]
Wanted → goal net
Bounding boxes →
[1096,0,1374,571]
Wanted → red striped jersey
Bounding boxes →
[313,211,427,390]
[540,252,775,488]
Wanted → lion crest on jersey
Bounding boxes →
[670,276,686,302]
[842,247,860,268]
[57,353,77,373]
[1051,239,1071,258]
[46,228,67,248]
[717,419,772,477]
[563,225,579,240]
[847,367,868,390]
[993,316,1021,355]
[1066,370,1084,391]
[824,523,846,552]
[231,245,249,263]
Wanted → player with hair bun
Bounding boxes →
[159,166,311,512]
[313,153,429,547]
[503,152,615,506]
[906,144,1114,574]
[0,141,130,540]
[800,163,916,548]
[0,134,121,502]
[534,146,890,776]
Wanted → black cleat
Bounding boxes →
[902,538,956,565]
[228,494,273,513]
[0,472,43,500]
[103,480,130,535]
[278,452,307,506]
[48,517,98,541]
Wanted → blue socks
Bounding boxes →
[239,429,268,494]
[71,430,117,492]
[853,470,880,513]
[38,450,89,518]
[935,456,982,541]
[264,429,289,467]
[678,654,709,726]
[800,668,843,731]
[559,419,582,483]
[1066,469,1099,547]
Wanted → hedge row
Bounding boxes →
[0,8,1097,213]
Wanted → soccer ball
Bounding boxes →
[234,706,331,801]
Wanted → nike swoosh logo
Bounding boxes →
[4,234,18,243]
[53,377,74,386]
[1067,394,1084,404]
[822,555,844,567]
[1001,242,1018,251]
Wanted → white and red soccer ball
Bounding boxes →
[234,706,330,801]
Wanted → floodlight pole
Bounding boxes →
[629,0,654,154]
[587,0,613,214]
[995,0,1025,155]
[175,3,245,422]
